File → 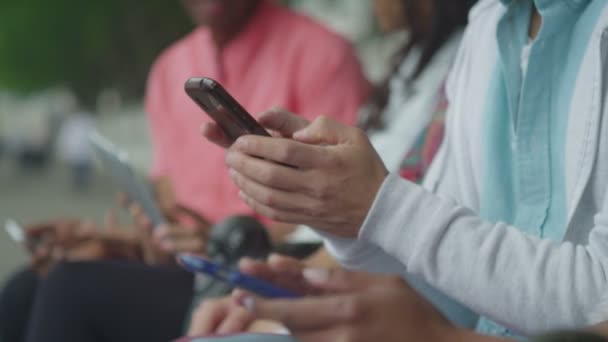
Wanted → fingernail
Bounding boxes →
[225,151,235,166]
[242,296,255,312]
[235,137,249,149]
[238,191,247,201]
[229,169,237,179]
[303,268,330,284]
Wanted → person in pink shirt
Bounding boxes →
[146,0,368,231]
[15,1,369,342]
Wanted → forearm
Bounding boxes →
[361,174,608,333]
[321,232,478,328]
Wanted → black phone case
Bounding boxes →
[185,77,271,142]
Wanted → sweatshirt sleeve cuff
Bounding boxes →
[358,173,446,264]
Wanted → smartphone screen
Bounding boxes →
[185,77,271,143]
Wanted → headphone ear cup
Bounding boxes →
[207,216,273,266]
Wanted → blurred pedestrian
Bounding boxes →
[56,109,95,190]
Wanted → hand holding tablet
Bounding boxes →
[89,132,167,228]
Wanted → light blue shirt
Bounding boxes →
[478,0,603,337]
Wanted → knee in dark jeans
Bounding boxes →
[0,267,39,342]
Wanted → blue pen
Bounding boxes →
[178,254,299,299]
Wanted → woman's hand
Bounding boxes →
[223,110,388,238]
[26,216,141,275]
[153,223,208,256]
[26,219,88,275]
[244,268,459,342]
[126,204,210,262]
[201,106,311,148]
[120,179,211,263]
[187,254,315,337]
[187,254,469,342]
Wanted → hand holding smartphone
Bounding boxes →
[185,77,271,144]
[178,254,299,299]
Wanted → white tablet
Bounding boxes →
[89,132,166,227]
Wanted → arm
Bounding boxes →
[358,174,608,335]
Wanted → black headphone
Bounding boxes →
[207,216,273,266]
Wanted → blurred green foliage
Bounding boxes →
[0,0,193,106]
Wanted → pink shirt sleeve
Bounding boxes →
[293,40,371,125]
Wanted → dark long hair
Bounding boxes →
[361,0,476,131]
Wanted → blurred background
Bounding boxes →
[0,0,403,282]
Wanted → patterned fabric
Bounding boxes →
[399,84,447,183]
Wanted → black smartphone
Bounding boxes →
[185,77,271,143]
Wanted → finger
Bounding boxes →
[33,244,51,259]
[238,259,316,295]
[232,288,252,304]
[25,218,78,238]
[51,245,66,262]
[174,204,211,229]
[130,204,153,229]
[266,255,322,295]
[229,169,321,213]
[104,210,119,229]
[201,122,233,148]
[53,220,82,244]
[117,192,130,207]
[245,295,356,330]
[24,223,55,237]
[237,191,318,227]
[216,307,256,335]
[78,221,96,236]
[129,203,143,219]
[267,254,306,277]
[64,241,106,261]
[153,177,177,211]
[293,115,357,146]
[154,224,200,241]
[164,237,207,255]
[154,224,176,240]
[239,258,276,279]
[230,136,328,169]
[64,222,97,246]
[226,152,312,193]
[301,268,380,293]
[188,299,233,336]
[247,320,288,334]
[257,108,310,137]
